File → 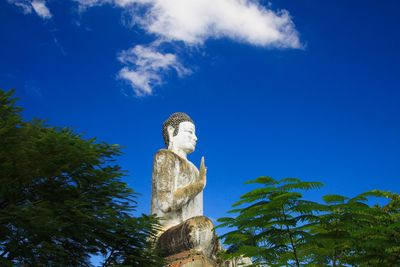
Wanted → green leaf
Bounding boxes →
[245,176,278,185]
[322,194,348,204]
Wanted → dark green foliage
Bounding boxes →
[342,191,399,266]
[218,176,400,267]
[306,193,371,266]
[217,176,324,266]
[0,89,163,266]
[306,190,400,267]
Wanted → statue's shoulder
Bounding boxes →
[154,149,191,166]
[155,149,172,155]
[153,149,198,176]
[154,149,179,162]
[155,149,174,157]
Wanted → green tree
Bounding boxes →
[306,190,400,267]
[0,89,163,266]
[217,176,324,267]
[218,175,400,267]
[305,193,373,266]
[344,191,400,266]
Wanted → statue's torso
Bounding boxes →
[151,149,203,231]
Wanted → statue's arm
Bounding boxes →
[172,156,206,208]
[172,179,204,209]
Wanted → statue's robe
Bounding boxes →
[151,149,218,258]
[151,149,203,231]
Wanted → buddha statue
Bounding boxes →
[151,112,218,259]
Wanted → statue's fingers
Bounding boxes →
[200,157,205,171]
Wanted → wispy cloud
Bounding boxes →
[76,0,300,48]
[8,0,52,19]
[31,0,52,19]
[74,0,147,10]
[117,44,190,96]
[7,0,33,14]
[76,0,301,95]
[52,37,67,56]
[24,80,44,99]
[8,0,302,96]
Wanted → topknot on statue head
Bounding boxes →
[162,112,194,147]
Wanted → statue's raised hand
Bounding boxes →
[199,156,207,188]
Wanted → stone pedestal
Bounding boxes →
[156,216,219,259]
[165,250,218,267]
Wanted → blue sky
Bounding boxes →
[2,0,400,253]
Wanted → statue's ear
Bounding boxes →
[167,125,175,148]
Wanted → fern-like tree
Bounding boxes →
[345,191,399,267]
[218,175,400,267]
[217,176,324,267]
[307,190,400,267]
[0,89,163,267]
[363,191,400,266]
[305,193,375,266]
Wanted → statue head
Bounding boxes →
[162,112,197,156]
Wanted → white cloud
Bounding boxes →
[7,0,33,14]
[76,0,301,95]
[8,0,52,19]
[117,45,191,96]
[74,0,148,10]
[7,0,32,13]
[77,0,300,48]
[32,0,52,19]
[8,0,301,96]
[143,0,300,48]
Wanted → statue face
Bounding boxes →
[170,121,197,154]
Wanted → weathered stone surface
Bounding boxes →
[222,257,253,267]
[156,216,219,259]
[165,250,252,267]
[165,250,218,267]
[151,149,203,232]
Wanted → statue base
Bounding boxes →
[157,216,219,259]
[165,250,218,267]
